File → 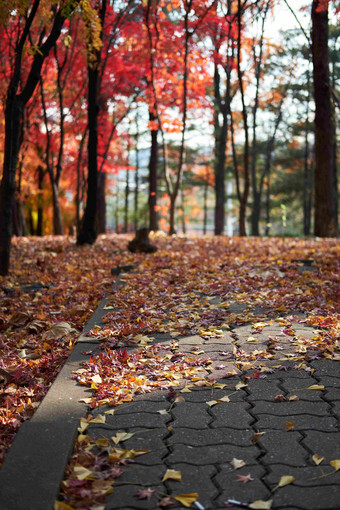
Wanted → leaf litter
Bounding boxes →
[0,235,339,508]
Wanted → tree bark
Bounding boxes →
[77,0,107,245]
[148,110,158,231]
[312,0,337,236]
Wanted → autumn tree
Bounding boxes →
[311,0,337,236]
[0,0,81,275]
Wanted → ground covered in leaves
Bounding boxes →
[0,234,339,508]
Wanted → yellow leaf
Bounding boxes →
[278,475,295,487]
[162,469,182,482]
[54,502,75,510]
[249,500,273,509]
[312,454,324,465]
[330,459,340,470]
[111,432,135,444]
[89,414,106,424]
[247,336,258,342]
[289,395,299,401]
[78,418,89,433]
[206,400,219,407]
[180,387,192,393]
[235,382,248,390]
[218,395,230,403]
[104,409,115,415]
[213,383,227,389]
[307,385,325,391]
[173,493,199,507]
[73,464,93,480]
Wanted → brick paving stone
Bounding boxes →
[170,427,254,447]
[167,443,259,465]
[255,414,339,431]
[252,401,330,416]
[215,465,269,507]
[90,411,170,429]
[210,402,253,429]
[312,360,340,377]
[165,463,218,507]
[264,369,317,380]
[271,484,340,509]
[266,463,340,488]
[247,379,284,400]
[280,378,329,401]
[257,431,308,466]
[104,465,164,510]
[302,431,340,460]
[171,401,212,428]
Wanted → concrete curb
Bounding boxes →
[0,298,109,510]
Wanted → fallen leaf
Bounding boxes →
[330,459,340,470]
[111,431,135,444]
[235,382,248,390]
[278,475,295,487]
[285,421,294,431]
[173,493,199,507]
[253,432,265,444]
[158,496,175,507]
[73,464,93,480]
[43,321,77,340]
[88,414,105,424]
[289,395,299,401]
[162,469,182,482]
[249,500,273,509]
[247,336,258,342]
[134,488,156,501]
[158,409,170,415]
[307,385,325,391]
[312,454,324,465]
[218,395,230,403]
[206,400,219,407]
[236,473,254,483]
[230,458,246,470]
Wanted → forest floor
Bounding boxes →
[0,234,339,509]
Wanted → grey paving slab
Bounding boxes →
[171,401,212,428]
[312,360,340,377]
[165,463,218,507]
[167,443,259,465]
[302,431,340,460]
[210,402,254,429]
[266,463,340,488]
[170,427,254,447]
[255,414,339,431]
[252,400,331,416]
[215,465,269,507]
[258,431,308,466]
[271,484,340,509]
[246,379,285,400]
[280,377,329,401]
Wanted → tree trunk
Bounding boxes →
[312,0,337,236]
[77,64,99,245]
[214,95,227,235]
[169,195,176,235]
[124,169,129,233]
[37,165,44,236]
[148,111,158,231]
[96,170,106,234]
[203,179,208,235]
[0,96,24,274]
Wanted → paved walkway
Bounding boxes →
[0,278,339,509]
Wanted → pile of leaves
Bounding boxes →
[0,235,134,465]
